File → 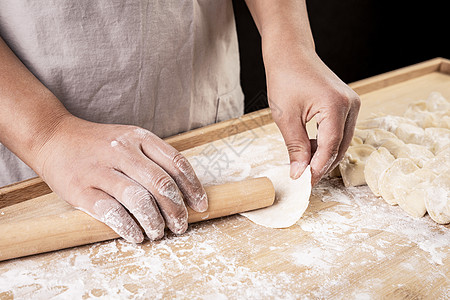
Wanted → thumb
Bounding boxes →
[278,120,312,180]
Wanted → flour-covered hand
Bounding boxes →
[33,116,208,243]
[265,51,360,185]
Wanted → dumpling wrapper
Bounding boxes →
[241,165,312,228]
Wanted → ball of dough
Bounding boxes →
[364,147,396,197]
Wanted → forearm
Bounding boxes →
[0,36,71,173]
[244,0,316,64]
[244,1,360,184]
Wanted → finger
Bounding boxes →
[114,147,189,235]
[138,130,208,212]
[75,188,144,243]
[277,117,311,180]
[328,97,361,173]
[310,107,349,185]
[92,169,165,241]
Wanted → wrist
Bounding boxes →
[30,111,78,179]
[261,28,316,73]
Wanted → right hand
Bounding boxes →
[33,115,208,243]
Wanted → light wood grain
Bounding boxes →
[0,58,449,299]
[2,58,448,206]
[0,177,274,262]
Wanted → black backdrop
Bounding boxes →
[233,0,449,113]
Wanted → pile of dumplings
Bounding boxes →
[338,92,450,224]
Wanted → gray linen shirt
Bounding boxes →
[0,0,244,186]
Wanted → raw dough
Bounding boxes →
[241,165,312,228]
[339,144,375,187]
[397,144,434,168]
[379,138,406,157]
[363,129,398,147]
[357,115,416,132]
[423,127,450,153]
[378,158,419,205]
[424,174,450,224]
[379,139,433,167]
[350,136,364,146]
[364,147,395,197]
[395,123,425,144]
[350,92,449,224]
[392,168,435,218]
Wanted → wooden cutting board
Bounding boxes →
[0,58,449,299]
[0,177,276,261]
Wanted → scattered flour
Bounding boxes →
[0,124,448,299]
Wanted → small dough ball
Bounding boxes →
[339,144,376,187]
[379,158,419,205]
[364,147,395,196]
[357,115,416,132]
[424,174,450,224]
[364,129,398,148]
[395,123,425,144]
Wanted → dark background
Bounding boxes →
[233,0,449,113]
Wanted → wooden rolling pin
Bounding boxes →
[0,177,274,262]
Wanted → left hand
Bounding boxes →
[264,49,361,185]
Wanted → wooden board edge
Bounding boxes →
[0,177,51,209]
[438,57,450,74]
[349,57,447,95]
[1,57,448,203]
[0,108,273,205]
[164,107,273,151]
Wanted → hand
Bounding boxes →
[33,115,208,243]
[265,50,361,185]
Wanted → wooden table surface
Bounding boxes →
[0,58,449,299]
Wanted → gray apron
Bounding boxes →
[0,0,244,186]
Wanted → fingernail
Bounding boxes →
[290,161,306,180]
[195,192,208,212]
[159,182,183,205]
[171,216,188,235]
[145,222,165,241]
[104,217,144,244]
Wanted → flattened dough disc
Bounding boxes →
[241,165,312,228]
